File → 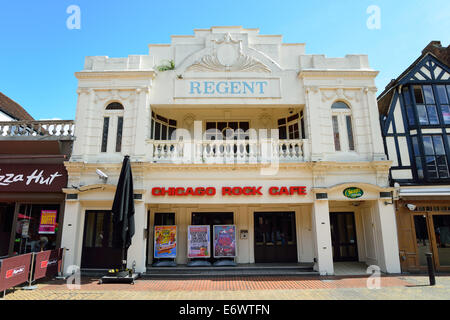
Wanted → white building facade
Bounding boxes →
[61,26,401,275]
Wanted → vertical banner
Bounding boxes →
[154,226,177,258]
[38,210,58,234]
[188,225,210,258]
[213,225,237,258]
[0,253,32,292]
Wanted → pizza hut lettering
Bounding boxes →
[0,164,67,192]
[0,169,62,186]
[5,266,26,279]
[40,259,58,269]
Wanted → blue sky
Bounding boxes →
[0,0,449,120]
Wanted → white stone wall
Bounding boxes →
[61,26,400,275]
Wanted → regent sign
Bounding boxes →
[152,186,307,197]
[174,78,281,98]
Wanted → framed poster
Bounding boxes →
[38,210,58,234]
[188,225,210,258]
[154,226,177,258]
[213,225,237,258]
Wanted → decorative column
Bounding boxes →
[311,198,334,275]
[304,86,322,161]
[126,199,147,273]
[364,86,387,160]
[60,199,82,276]
[373,199,401,273]
[132,87,151,161]
[71,89,90,161]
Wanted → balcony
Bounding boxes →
[147,139,309,164]
[0,120,75,141]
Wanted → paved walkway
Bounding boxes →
[2,275,450,300]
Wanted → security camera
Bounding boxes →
[406,204,416,211]
[96,169,108,182]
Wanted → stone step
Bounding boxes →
[141,270,318,279]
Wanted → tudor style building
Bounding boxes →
[60,26,401,275]
[378,41,450,272]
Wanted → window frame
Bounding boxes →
[331,101,355,152]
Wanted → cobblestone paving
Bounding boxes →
[2,276,450,300]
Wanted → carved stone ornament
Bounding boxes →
[186,33,271,73]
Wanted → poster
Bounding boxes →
[38,210,57,234]
[213,225,237,258]
[154,226,177,258]
[188,225,210,258]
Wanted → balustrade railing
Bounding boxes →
[0,120,75,140]
[148,139,307,164]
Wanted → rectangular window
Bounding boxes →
[101,117,109,153]
[154,212,175,226]
[414,86,424,104]
[154,121,161,140]
[437,85,450,125]
[427,105,439,125]
[423,85,435,104]
[406,105,416,126]
[346,116,355,151]
[437,85,449,104]
[416,105,429,125]
[300,111,305,139]
[115,116,123,152]
[332,115,341,151]
[441,105,450,125]
[412,136,424,179]
[423,135,449,179]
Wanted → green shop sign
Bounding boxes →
[343,187,364,199]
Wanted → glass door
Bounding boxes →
[81,210,122,269]
[0,203,15,257]
[412,212,450,271]
[430,214,450,270]
[329,212,358,261]
[413,214,433,267]
[254,212,297,263]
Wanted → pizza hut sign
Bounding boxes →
[5,266,26,279]
[0,164,68,192]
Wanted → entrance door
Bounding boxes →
[254,212,297,263]
[329,212,358,262]
[413,212,450,271]
[0,203,15,257]
[81,211,122,269]
[191,212,233,263]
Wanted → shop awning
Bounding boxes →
[399,188,450,197]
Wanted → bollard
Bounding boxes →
[425,252,436,286]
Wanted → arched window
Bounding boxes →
[101,102,124,153]
[331,101,355,152]
[105,102,124,110]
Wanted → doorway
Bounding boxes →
[254,212,297,263]
[329,212,358,262]
[191,212,234,263]
[81,210,122,269]
[413,212,450,271]
[0,203,15,257]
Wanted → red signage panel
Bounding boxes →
[33,249,62,281]
[0,253,32,292]
[0,164,68,193]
